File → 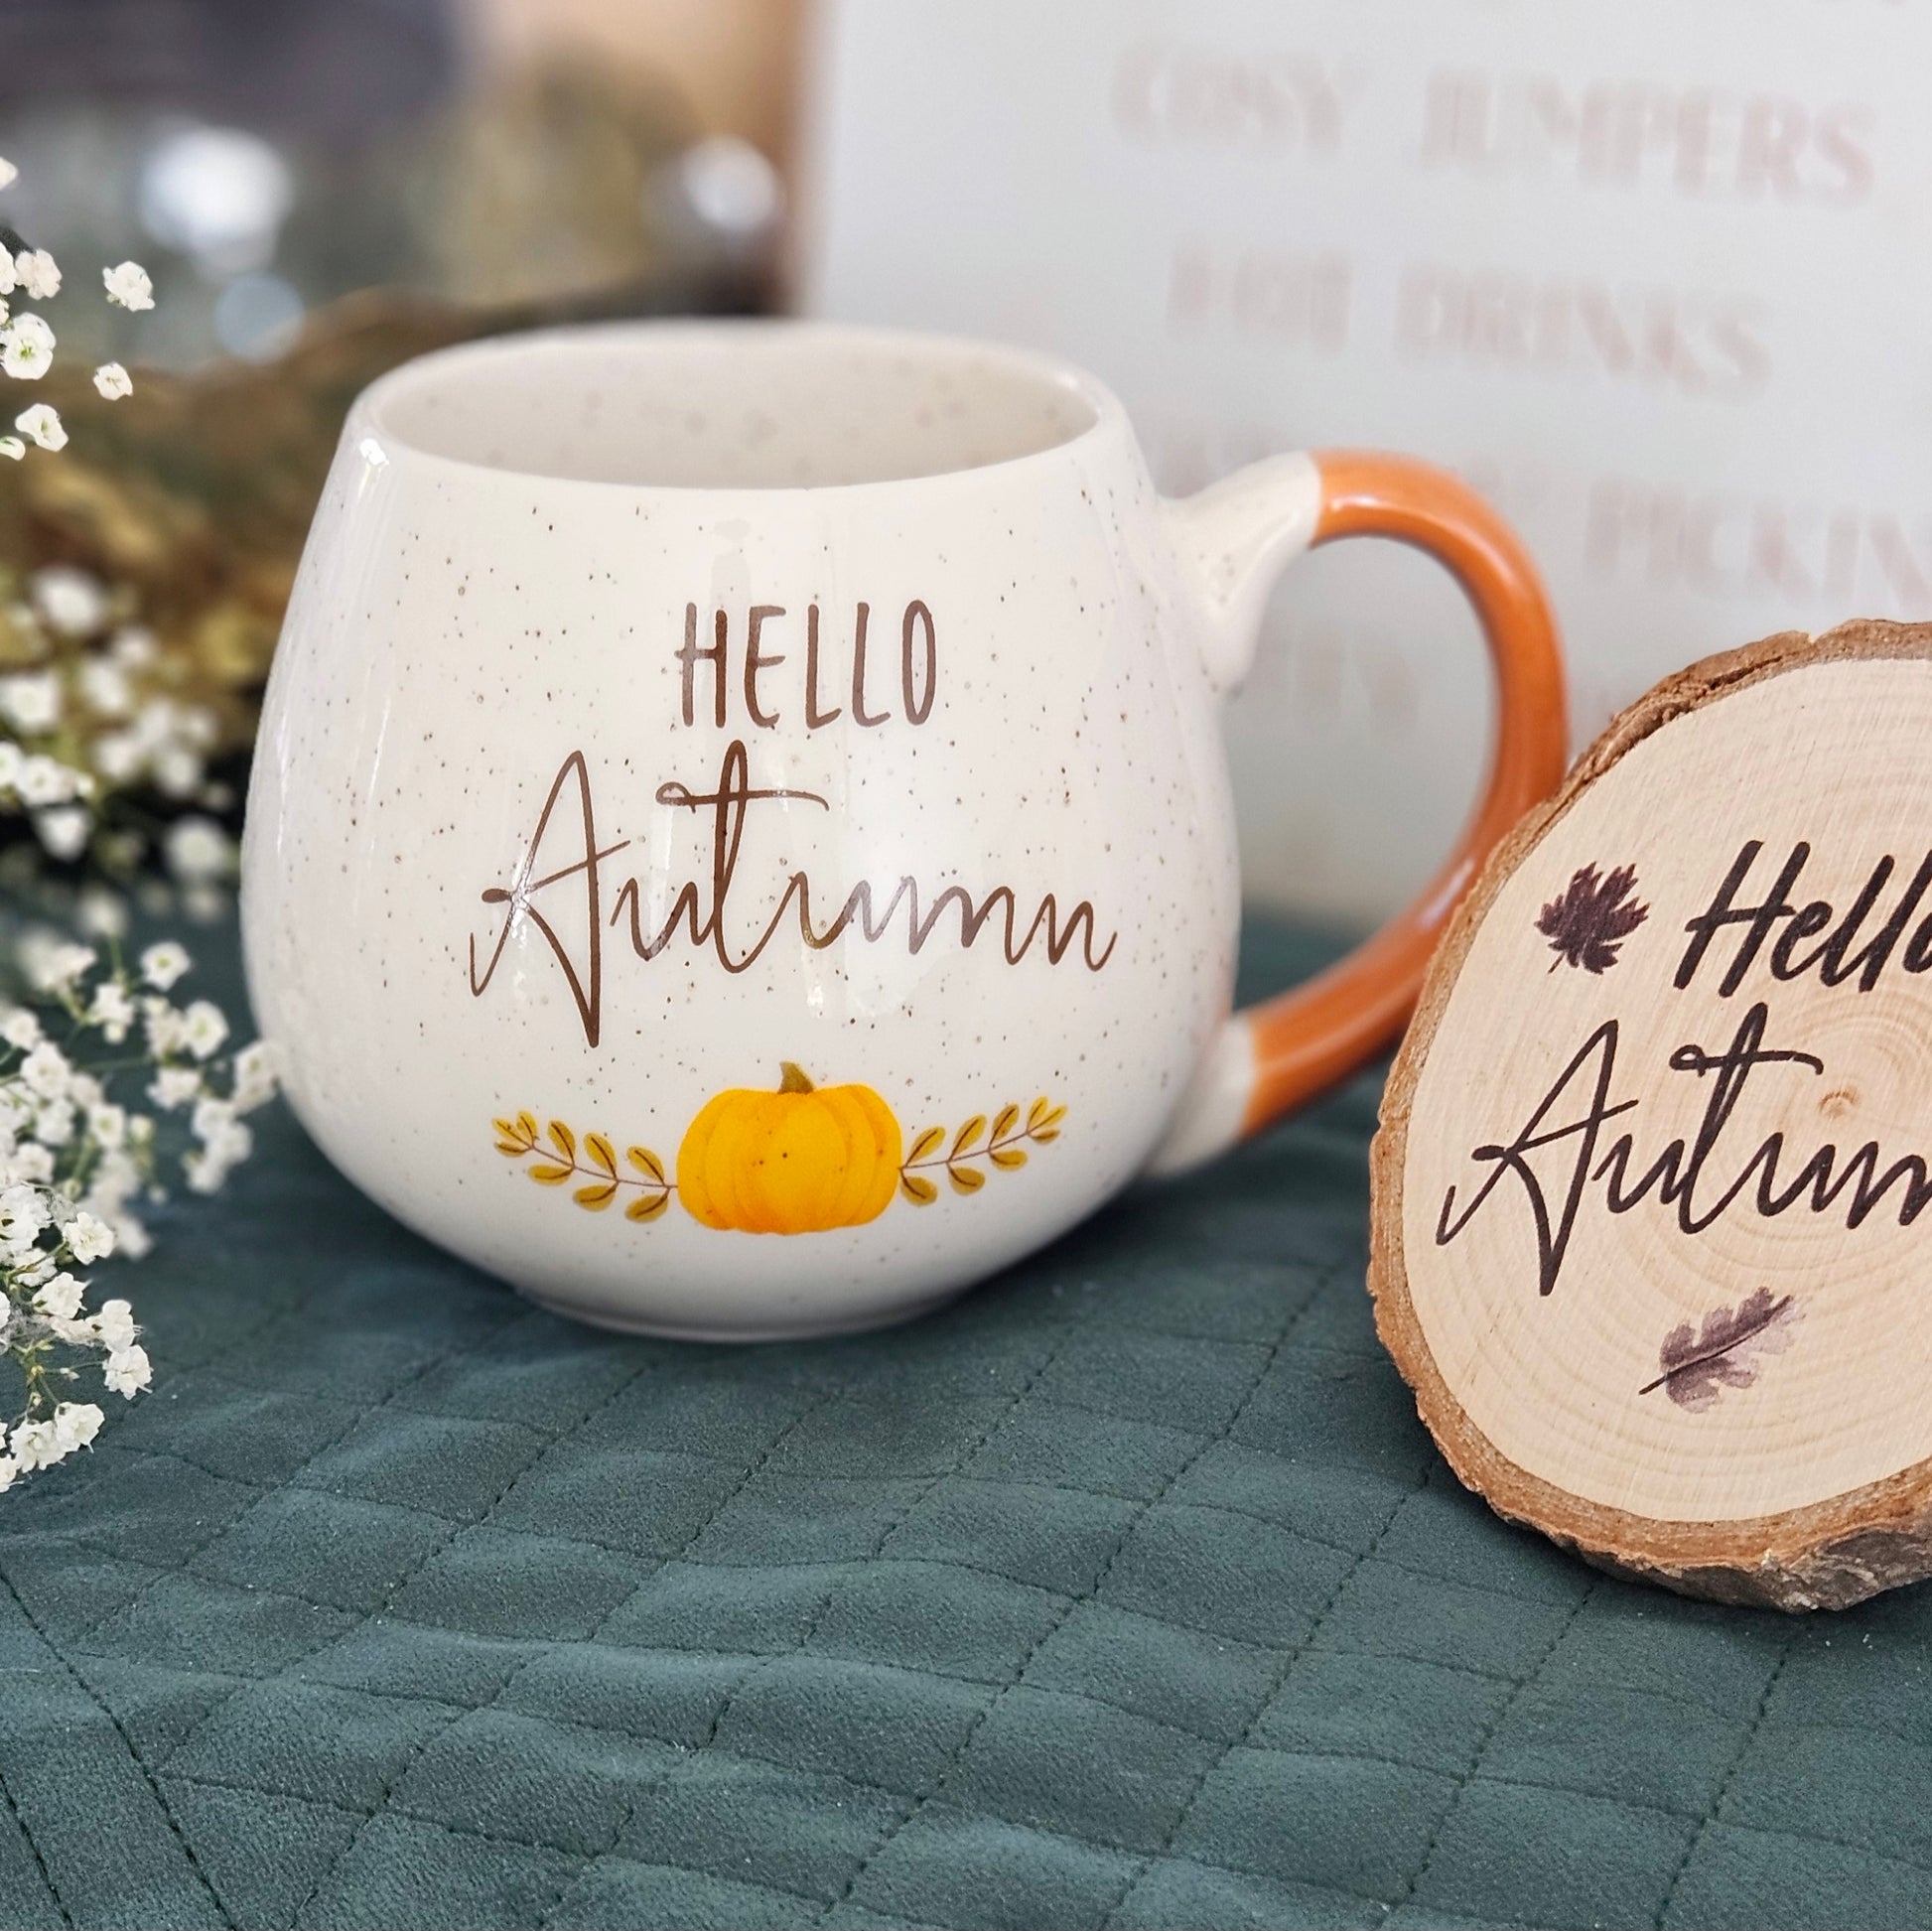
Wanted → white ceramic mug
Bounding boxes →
[242,321,1567,1338]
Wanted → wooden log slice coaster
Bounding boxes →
[1371,619,1932,1610]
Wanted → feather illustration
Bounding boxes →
[1639,1289,1800,1411]
[1536,863,1649,973]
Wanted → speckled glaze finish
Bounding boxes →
[242,321,1565,1337]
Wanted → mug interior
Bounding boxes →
[364,324,1104,489]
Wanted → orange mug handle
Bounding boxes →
[1152,449,1568,1171]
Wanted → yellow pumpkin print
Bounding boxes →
[676,1062,903,1234]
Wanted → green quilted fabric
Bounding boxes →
[1,918,1927,1931]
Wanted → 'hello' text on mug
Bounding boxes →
[467,600,1120,1046]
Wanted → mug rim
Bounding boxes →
[351,317,1128,497]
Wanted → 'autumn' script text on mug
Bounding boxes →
[467,600,1119,1045]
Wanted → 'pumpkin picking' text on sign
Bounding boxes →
[1373,621,1932,1610]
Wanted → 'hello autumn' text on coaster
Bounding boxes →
[1371,620,1932,1610]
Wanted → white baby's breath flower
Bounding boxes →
[90,731,141,783]
[0,311,53,379]
[148,1065,201,1110]
[184,1148,229,1194]
[104,1345,151,1398]
[15,756,83,805]
[79,659,132,718]
[0,1183,50,1252]
[91,1300,134,1351]
[102,260,153,311]
[27,941,91,992]
[86,981,133,1043]
[142,998,187,1058]
[11,1419,59,1471]
[13,249,60,300]
[14,403,65,451]
[0,1006,40,1050]
[139,941,190,990]
[2,1143,53,1186]
[0,670,61,733]
[33,806,89,862]
[91,361,132,400]
[0,158,16,191]
[191,1094,250,1157]
[0,1456,16,1495]
[32,1273,82,1321]
[76,888,129,940]
[64,1211,114,1264]
[130,703,171,755]
[32,565,106,638]
[110,624,157,667]
[181,1000,228,1060]
[18,1041,69,1098]
[33,1098,72,1148]
[0,437,22,462]
[230,1039,278,1113]
[152,744,204,799]
[52,1402,101,1453]
[163,815,234,884]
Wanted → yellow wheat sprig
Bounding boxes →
[491,1110,672,1221]
[898,1095,1064,1204]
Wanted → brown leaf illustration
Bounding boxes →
[948,1164,986,1194]
[584,1133,618,1179]
[899,1172,938,1205]
[626,1146,665,1185]
[624,1191,670,1222]
[991,1104,1020,1144]
[989,1147,1028,1171]
[547,1119,577,1162]
[1536,863,1649,974]
[952,1116,987,1160]
[906,1126,945,1165]
[1639,1288,1799,1411]
[527,1163,573,1186]
[573,1181,619,1211]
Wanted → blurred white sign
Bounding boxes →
[796,0,1932,925]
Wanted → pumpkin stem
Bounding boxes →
[778,1061,815,1093]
